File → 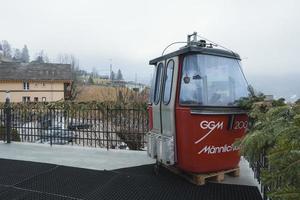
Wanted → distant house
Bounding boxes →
[125,81,146,92]
[0,62,73,102]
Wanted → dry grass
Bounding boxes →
[75,85,148,102]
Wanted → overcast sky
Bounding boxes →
[1,0,300,100]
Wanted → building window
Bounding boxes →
[42,82,46,86]
[42,97,46,102]
[23,82,30,90]
[22,96,30,102]
[34,97,38,102]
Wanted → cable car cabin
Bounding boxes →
[147,33,249,173]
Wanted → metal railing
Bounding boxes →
[247,150,270,200]
[248,149,290,200]
[0,101,148,150]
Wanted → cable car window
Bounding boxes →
[163,60,174,104]
[179,54,249,106]
[154,63,163,104]
[149,66,157,103]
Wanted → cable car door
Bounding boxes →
[160,58,178,164]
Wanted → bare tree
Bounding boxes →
[57,53,80,99]
[1,40,12,58]
[57,53,79,71]
[34,50,49,63]
[13,48,22,61]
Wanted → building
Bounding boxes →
[125,81,147,92]
[0,62,72,102]
[265,95,274,101]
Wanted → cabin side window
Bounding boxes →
[149,66,157,103]
[163,60,174,104]
[154,63,163,104]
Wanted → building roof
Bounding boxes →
[0,62,73,81]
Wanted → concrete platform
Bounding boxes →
[0,142,155,170]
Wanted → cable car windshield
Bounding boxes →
[180,54,249,106]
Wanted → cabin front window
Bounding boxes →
[179,54,249,106]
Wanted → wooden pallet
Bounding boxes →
[162,164,240,186]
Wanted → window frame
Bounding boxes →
[22,96,30,102]
[149,66,157,104]
[23,82,30,90]
[154,63,163,105]
[163,59,175,105]
[178,53,249,108]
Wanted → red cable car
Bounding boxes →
[147,32,249,173]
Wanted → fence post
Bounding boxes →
[4,98,11,144]
[49,109,52,147]
[106,105,109,150]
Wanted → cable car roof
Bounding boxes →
[149,46,241,65]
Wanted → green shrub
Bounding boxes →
[238,96,300,200]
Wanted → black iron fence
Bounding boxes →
[247,151,270,200]
[0,101,148,150]
[248,149,289,200]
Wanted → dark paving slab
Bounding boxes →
[0,187,74,200]
[113,164,155,176]
[0,158,263,200]
[88,166,262,200]
[0,159,56,185]
[16,166,116,199]
[0,185,10,193]
[114,163,192,181]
